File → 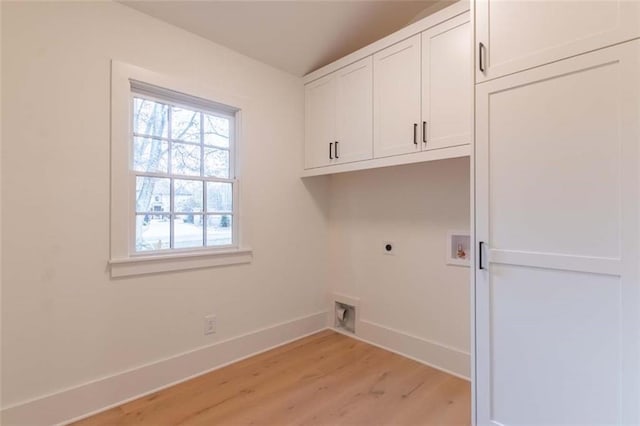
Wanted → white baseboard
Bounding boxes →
[1,311,329,426]
[347,319,471,380]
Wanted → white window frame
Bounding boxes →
[129,88,238,253]
[109,60,252,277]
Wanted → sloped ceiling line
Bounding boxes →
[120,1,442,76]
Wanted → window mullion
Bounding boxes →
[133,133,171,142]
[167,106,173,181]
[201,112,208,246]
[168,106,175,249]
[134,170,234,183]
[170,178,175,249]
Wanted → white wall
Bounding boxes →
[1,1,472,422]
[328,158,470,376]
[1,0,328,414]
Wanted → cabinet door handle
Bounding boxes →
[479,42,486,73]
[334,141,339,159]
[478,241,485,270]
[423,121,427,144]
[413,123,418,145]
[329,142,333,160]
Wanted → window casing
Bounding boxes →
[109,61,251,277]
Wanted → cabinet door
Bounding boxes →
[476,0,640,82]
[476,41,640,425]
[335,57,373,164]
[304,74,335,169]
[373,34,421,158]
[422,14,471,151]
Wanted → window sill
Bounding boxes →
[109,248,253,278]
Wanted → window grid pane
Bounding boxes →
[133,137,169,174]
[174,179,204,213]
[174,214,204,249]
[135,176,170,213]
[132,93,234,253]
[203,114,231,148]
[133,97,168,139]
[204,147,230,178]
[136,213,170,251]
[171,107,201,143]
[206,214,233,247]
[206,182,233,213]
[172,142,202,176]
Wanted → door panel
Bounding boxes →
[488,61,621,258]
[335,57,373,164]
[476,41,640,425]
[476,0,640,82]
[490,265,621,425]
[373,34,421,158]
[422,15,471,150]
[304,74,335,169]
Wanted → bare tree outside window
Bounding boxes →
[132,95,235,252]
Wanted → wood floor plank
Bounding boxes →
[72,331,470,425]
[120,333,355,424]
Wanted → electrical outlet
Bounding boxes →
[204,314,216,335]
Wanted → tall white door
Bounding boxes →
[304,74,335,169]
[421,13,471,151]
[475,0,640,82]
[476,41,640,425]
[335,57,373,164]
[373,34,421,158]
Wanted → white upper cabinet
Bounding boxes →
[476,0,640,82]
[302,2,472,176]
[335,57,373,165]
[373,15,472,159]
[305,74,335,169]
[373,34,422,158]
[422,14,471,151]
[305,58,373,169]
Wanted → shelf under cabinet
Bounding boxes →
[301,144,470,177]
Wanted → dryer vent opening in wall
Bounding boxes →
[335,301,356,334]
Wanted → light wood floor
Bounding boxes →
[73,330,470,425]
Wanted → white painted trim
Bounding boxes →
[330,293,360,310]
[110,60,252,275]
[301,144,470,177]
[109,247,253,278]
[469,0,478,421]
[349,319,471,380]
[303,0,470,84]
[489,248,621,276]
[0,311,329,426]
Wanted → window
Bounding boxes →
[131,88,236,252]
[110,61,251,277]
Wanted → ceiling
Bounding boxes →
[120,1,446,76]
